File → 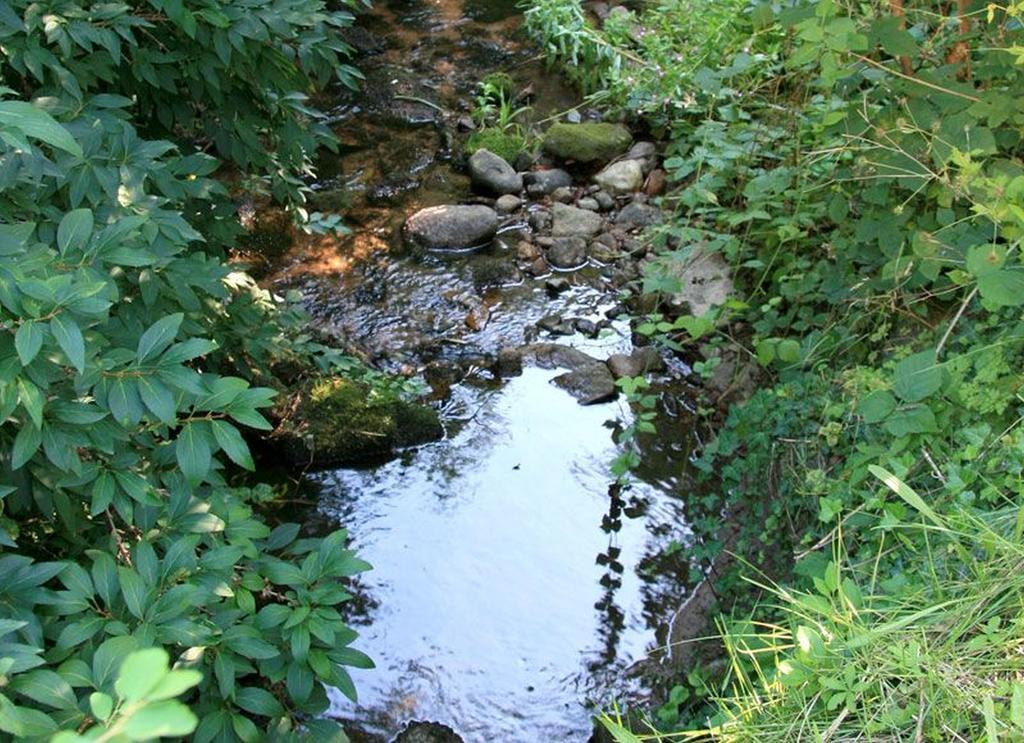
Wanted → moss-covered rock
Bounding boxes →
[541,122,632,163]
[279,376,443,467]
[466,128,527,164]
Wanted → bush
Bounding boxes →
[0,0,363,203]
[0,87,371,743]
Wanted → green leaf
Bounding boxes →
[893,350,941,402]
[17,377,44,428]
[176,423,212,484]
[92,636,139,691]
[11,423,42,469]
[235,687,285,718]
[869,465,945,528]
[869,16,918,57]
[211,420,254,470]
[978,269,1024,307]
[148,669,203,701]
[57,208,94,254]
[137,376,177,425]
[10,669,79,710]
[123,700,198,738]
[117,567,149,620]
[50,315,85,374]
[857,390,896,423]
[777,338,801,363]
[89,692,113,721]
[883,404,937,436]
[0,101,83,157]
[114,648,169,703]
[15,321,43,366]
[137,313,183,363]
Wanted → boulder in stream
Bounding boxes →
[524,168,573,196]
[405,204,499,250]
[542,122,633,162]
[606,347,665,379]
[468,148,523,195]
[496,343,616,405]
[547,236,588,269]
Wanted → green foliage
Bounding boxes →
[0,0,363,204]
[528,0,1024,737]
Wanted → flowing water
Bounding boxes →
[264,0,701,739]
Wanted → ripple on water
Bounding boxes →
[317,368,692,741]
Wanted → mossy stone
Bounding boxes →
[541,122,633,163]
[466,128,526,164]
[284,377,442,467]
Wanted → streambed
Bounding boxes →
[263,0,700,739]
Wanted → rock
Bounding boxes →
[405,205,498,250]
[565,109,582,123]
[551,202,603,238]
[593,232,619,250]
[525,257,549,276]
[546,277,570,295]
[393,721,464,743]
[658,247,734,316]
[498,343,617,404]
[541,122,633,163]
[552,365,616,404]
[615,202,662,229]
[644,168,667,196]
[594,191,616,210]
[524,168,573,196]
[578,197,600,211]
[457,115,476,131]
[528,208,552,232]
[471,256,521,288]
[538,315,573,335]
[551,186,575,203]
[574,318,599,337]
[514,151,534,171]
[547,236,588,269]
[594,159,644,195]
[606,347,665,379]
[588,239,621,263]
[516,240,540,261]
[278,377,443,468]
[495,194,522,214]
[464,302,491,331]
[468,149,523,196]
[627,141,657,160]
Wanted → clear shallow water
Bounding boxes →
[318,368,691,741]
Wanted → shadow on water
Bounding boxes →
[256,0,704,739]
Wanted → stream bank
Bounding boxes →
[250,0,732,739]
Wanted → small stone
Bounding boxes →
[545,277,571,295]
[526,257,549,276]
[538,315,573,335]
[577,197,600,211]
[468,149,523,196]
[627,141,657,160]
[528,209,552,231]
[551,186,575,203]
[547,236,588,269]
[514,151,534,172]
[524,169,572,196]
[457,115,476,131]
[535,236,556,249]
[464,303,491,331]
[516,240,540,261]
[605,303,627,319]
[588,240,621,263]
[573,318,599,337]
[594,191,616,210]
[551,202,603,238]
[593,159,644,195]
[592,232,619,249]
[615,202,662,229]
[495,194,522,214]
[644,169,667,196]
[565,109,582,123]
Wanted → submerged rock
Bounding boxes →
[542,122,633,162]
[551,202,603,238]
[594,159,644,195]
[496,343,617,405]
[468,148,523,195]
[405,204,499,250]
[276,377,443,468]
[392,721,464,743]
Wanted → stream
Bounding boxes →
[261,0,700,739]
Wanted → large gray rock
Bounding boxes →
[551,202,603,238]
[594,159,644,195]
[606,347,665,379]
[496,343,616,405]
[405,205,498,250]
[468,149,523,195]
[657,247,734,316]
[615,202,662,228]
[542,122,633,162]
[547,236,588,269]
[524,168,572,196]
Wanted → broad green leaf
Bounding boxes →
[893,350,941,402]
[137,376,177,425]
[211,419,254,470]
[857,390,895,423]
[93,636,139,691]
[176,423,211,484]
[57,208,93,254]
[114,648,168,703]
[9,669,78,710]
[89,692,113,721]
[147,668,202,702]
[11,423,41,469]
[137,313,183,363]
[15,321,43,366]
[978,268,1024,307]
[117,567,149,620]
[123,700,198,738]
[17,377,44,427]
[869,465,944,528]
[234,687,285,717]
[0,101,83,156]
[50,314,85,373]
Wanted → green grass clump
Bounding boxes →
[466,127,528,163]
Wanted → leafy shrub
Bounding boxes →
[0,0,363,203]
[0,96,372,740]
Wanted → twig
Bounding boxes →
[936,286,977,358]
[852,54,979,101]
